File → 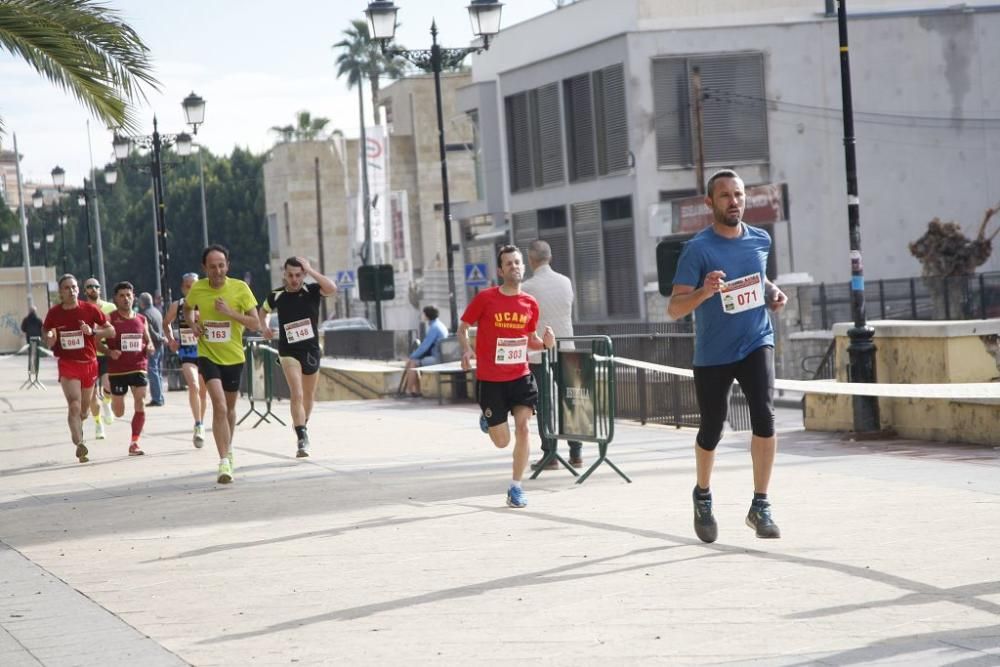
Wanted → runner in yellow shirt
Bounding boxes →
[183,244,260,484]
[82,278,116,439]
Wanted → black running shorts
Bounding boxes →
[109,371,148,396]
[197,357,244,393]
[477,373,538,428]
[279,347,321,376]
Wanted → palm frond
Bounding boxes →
[0,0,160,132]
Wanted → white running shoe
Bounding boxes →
[217,458,233,484]
[100,399,114,425]
[193,424,205,448]
[95,420,106,440]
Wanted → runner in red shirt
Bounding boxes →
[43,274,115,463]
[459,245,554,509]
[99,282,155,457]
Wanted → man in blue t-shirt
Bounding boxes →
[668,169,788,544]
[401,305,449,397]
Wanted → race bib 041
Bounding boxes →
[720,273,765,315]
[495,337,528,365]
[283,318,315,344]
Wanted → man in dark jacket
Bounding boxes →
[138,292,166,406]
[20,306,43,344]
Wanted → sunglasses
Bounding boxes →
[85,285,100,289]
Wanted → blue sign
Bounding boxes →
[335,270,356,288]
[465,263,489,287]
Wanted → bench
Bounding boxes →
[436,337,474,404]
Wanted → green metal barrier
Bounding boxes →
[20,336,46,390]
[530,335,629,484]
[237,338,286,428]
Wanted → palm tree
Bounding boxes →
[269,124,295,144]
[269,111,331,144]
[333,19,407,125]
[0,0,158,133]
[293,110,330,141]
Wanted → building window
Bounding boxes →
[565,63,630,183]
[516,198,637,321]
[572,195,638,320]
[504,83,564,194]
[652,52,769,168]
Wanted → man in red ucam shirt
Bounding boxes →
[99,282,156,457]
[43,274,115,463]
[459,245,555,509]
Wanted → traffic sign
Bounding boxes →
[465,263,489,287]
[335,270,356,288]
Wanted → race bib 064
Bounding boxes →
[720,273,765,315]
[60,330,84,350]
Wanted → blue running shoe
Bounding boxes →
[479,414,489,433]
[506,485,527,508]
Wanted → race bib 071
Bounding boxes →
[720,273,765,315]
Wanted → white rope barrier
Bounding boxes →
[612,356,1000,400]
[317,354,1000,400]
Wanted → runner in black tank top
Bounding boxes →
[164,273,208,447]
[259,256,337,457]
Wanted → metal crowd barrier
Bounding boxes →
[237,337,286,428]
[530,335,629,484]
[20,336,46,390]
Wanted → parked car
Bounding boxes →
[319,317,376,333]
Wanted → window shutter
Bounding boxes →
[512,210,538,250]
[537,206,571,280]
[505,93,533,192]
[596,64,630,175]
[601,197,639,317]
[693,53,769,164]
[536,83,564,186]
[652,58,692,167]
[564,75,596,182]
[571,200,605,319]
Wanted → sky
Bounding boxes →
[2,0,557,190]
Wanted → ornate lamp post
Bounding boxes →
[364,0,504,332]
[835,0,879,432]
[112,92,205,304]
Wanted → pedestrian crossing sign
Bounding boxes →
[335,270,356,288]
[465,263,489,287]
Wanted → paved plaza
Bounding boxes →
[1,354,998,666]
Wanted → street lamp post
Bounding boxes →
[113,92,205,305]
[364,0,504,332]
[51,164,116,281]
[77,192,95,277]
[835,0,880,433]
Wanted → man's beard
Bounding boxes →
[721,216,741,227]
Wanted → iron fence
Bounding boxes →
[796,271,1000,330]
[576,323,751,432]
